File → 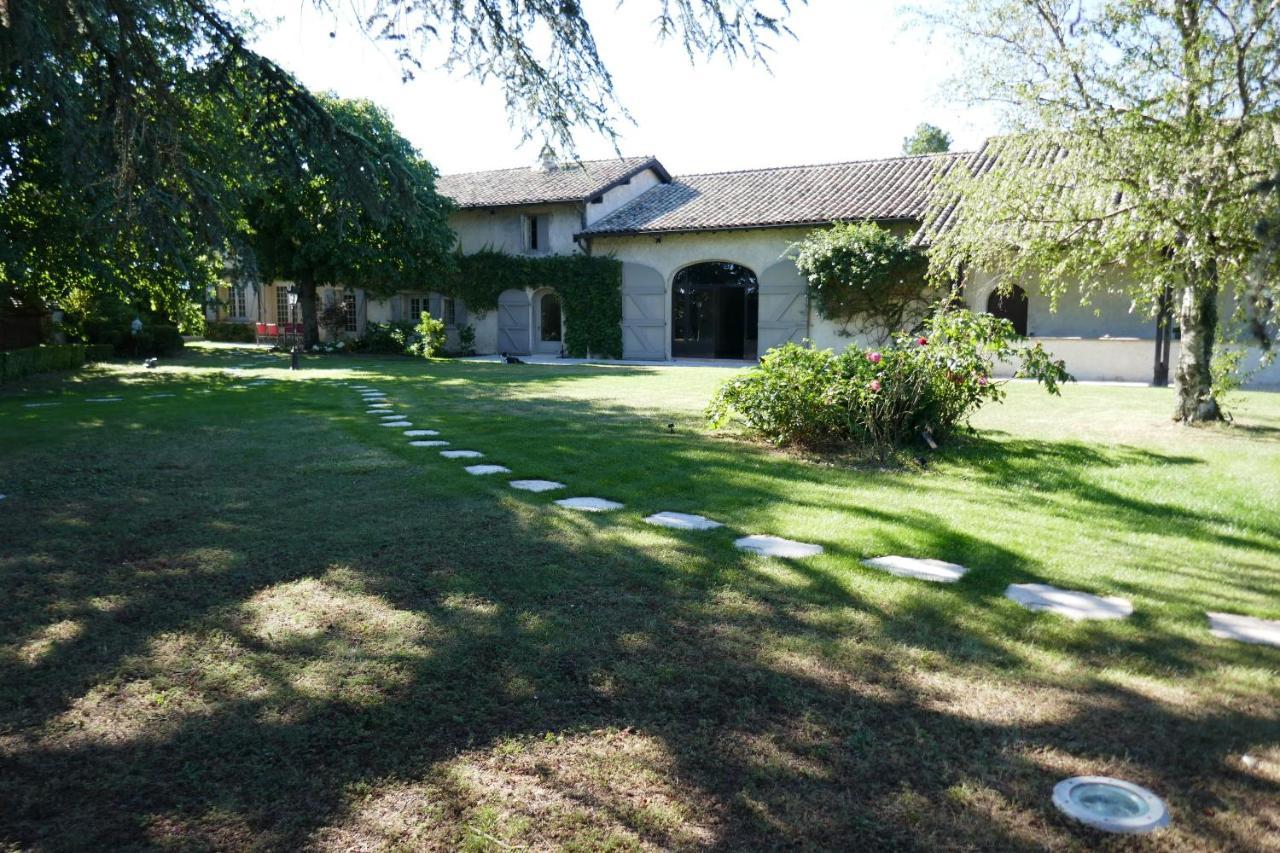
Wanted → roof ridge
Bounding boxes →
[440,155,655,179]
[671,150,973,181]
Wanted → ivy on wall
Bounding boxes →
[442,250,623,358]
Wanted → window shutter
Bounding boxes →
[455,299,468,328]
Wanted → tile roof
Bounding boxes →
[578,152,970,237]
[436,156,669,209]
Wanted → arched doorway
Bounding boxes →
[672,262,759,359]
[987,284,1029,335]
[533,289,562,354]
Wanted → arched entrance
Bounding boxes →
[987,284,1029,335]
[672,262,759,359]
[533,289,562,354]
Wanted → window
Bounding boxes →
[228,286,247,318]
[407,294,429,320]
[525,215,550,252]
[275,287,297,325]
[441,296,456,326]
[343,291,357,332]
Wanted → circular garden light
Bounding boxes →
[1052,776,1169,834]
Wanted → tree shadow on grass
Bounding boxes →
[1,365,1277,850]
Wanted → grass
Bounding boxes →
[1,342,1278,850]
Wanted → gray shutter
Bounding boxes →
[497,289,531,354]
[455,299,468,328]
[621,263,666,360]
[757,261,808,355]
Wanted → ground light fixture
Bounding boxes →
[1052,776,1169,834]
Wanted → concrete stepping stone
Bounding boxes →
[555,497,624,512]
[86,397,123,402]
[381,420,412,427]
[465,464,511,476]
[1004,583,1132,621]
[509,479,566,493]
[644,511,722,531]
[367,403,392,409]
[734,534,823,558]
[862,556,969,583]
[379,413,404,419]
[141,393,176,399]
[23,402,61,408]
[403,429,439,436]
[441,450,484,459]
[1207,612,1280,647]
[409,440,449,447]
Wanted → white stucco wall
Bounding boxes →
[451,202,584,256]
[583,168,666,226]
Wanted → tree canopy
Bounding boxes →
[920,0,1280,422]
[902,123,952,155]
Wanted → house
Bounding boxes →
[211,149,1279,386]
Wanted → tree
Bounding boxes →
[903,123,952,155]
[1,1,796,322]
[920,0,1280,423]
[247,96,456,348]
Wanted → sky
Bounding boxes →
[233,1,1001,177]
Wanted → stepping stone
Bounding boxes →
[1004,583,1132,621]
[509,479,566,493]
[644,511,722,531]
[1207,612,1280,647]
[862,555,969,583]
[409,440,449,447]
[141,393,176,399]
[379,413,404,419]
[367,403,392,409]
[351,385,369,390]
[86,397,122,402]
[403,429,439,437]
[465,464,511,476]
[734,535,823,559]
[441,450,483,459]
[381,420,412,427]
[555,497,624,512]
[23,402,60,408]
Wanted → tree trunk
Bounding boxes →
[299,276,320,349]
[1172,269,1222,423]
[1152,285,1172,387]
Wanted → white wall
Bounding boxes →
[451,202,584,256]
[583,168,666,226]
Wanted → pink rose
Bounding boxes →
[917,336,928,346]
[867,351,882,364]
[976,375,989,386]
[868,379,882,392]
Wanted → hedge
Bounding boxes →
[204,321,256,342]
[82,320,185,356]
[0,344,88,383]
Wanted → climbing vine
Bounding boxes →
[441,250,623,358]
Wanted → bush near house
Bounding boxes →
[204,322,256,342]
[708,307,1071,454]
[357,314,446,358]
[0,343,111,383]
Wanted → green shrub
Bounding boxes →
[132,324,184,356]
[457,324,477,356]
[415,312,446,357]
[0,344,88,383]
[85,344,116,362]
[707,305,1072,454]
[359,321,421,355]
[204,321,256,342]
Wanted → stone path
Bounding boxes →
[734,535,823,559]
[644,511,722,531]
[465,464,511,476]
[86,397,122,403]
[1207,612,1280,647]
[555,497,624,512]
[409,440,449,447]
[404,430,439,437]
[441,450,483,459]
[1004,583,1133,621]
[509,480,566,492]
[862,556,969,583]
[380,420,412,428]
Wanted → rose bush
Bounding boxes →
[707,304,1072,455]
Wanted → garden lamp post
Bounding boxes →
[287,285,301,370]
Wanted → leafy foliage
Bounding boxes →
[442,252,623,358]
[204,322,257,343]
[415,312,447,357]
[790,222,932,343]
[903,123,952,155]
[919,0,1280,422]
[708,306,1071,454]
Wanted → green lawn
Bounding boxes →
[2,343,1278,850]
